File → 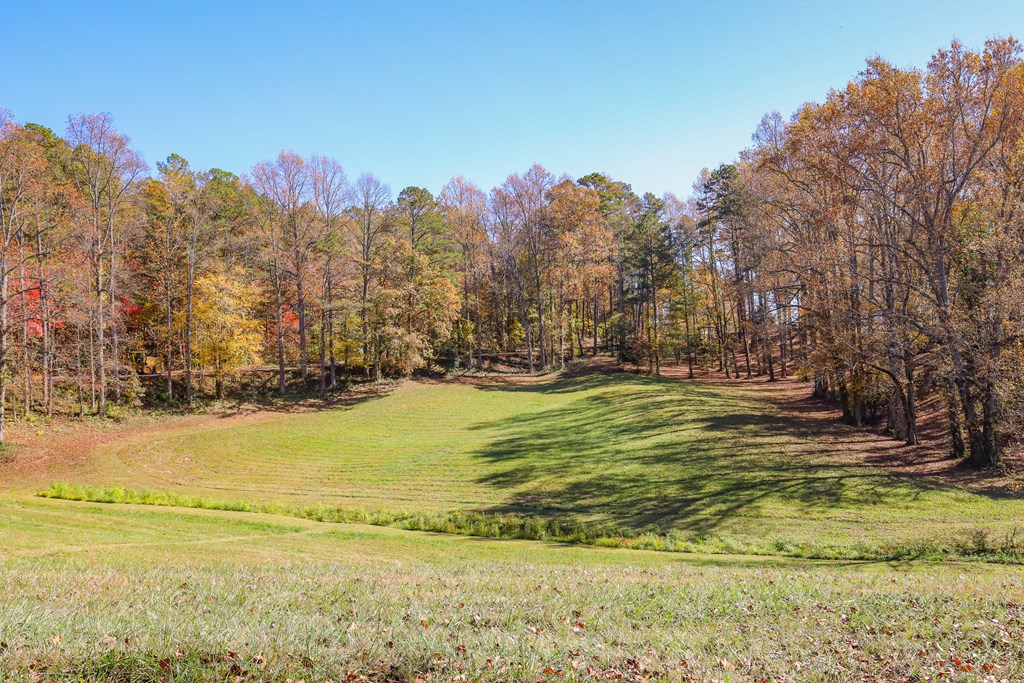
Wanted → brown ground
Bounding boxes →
[655,360,1024,493]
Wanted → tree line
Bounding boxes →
[712,37,1024,468]
[1,37,1022,467]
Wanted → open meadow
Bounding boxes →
[6,7,1024,681]
[9,367,1024,561]
[3,367,1024,682]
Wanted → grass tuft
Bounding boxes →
[38,481,1024,563]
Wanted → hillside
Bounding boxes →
[5,363,1022,561]
[3,365,1024,681]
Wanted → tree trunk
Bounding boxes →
[275,276,286,394]
[96,249,106,418]
[186,254,196,404]
[297,269,308,384]
[37,229,52,417]
[0,267,8,442]
[165,275,174,401]
[109,217,121,405]
[319,306,327,398]
[903,354,918,446]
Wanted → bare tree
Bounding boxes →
[66,112,144,417]
[349,172,391,377]
[311,155,349,394]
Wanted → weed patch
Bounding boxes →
[38,481,1024,563]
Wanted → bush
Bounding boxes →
[435,344,460,371]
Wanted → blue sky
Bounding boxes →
[4,1,1023,197]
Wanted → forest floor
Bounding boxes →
[3,359,1024,681]
[662,362,1024,490]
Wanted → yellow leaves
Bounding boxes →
[367,237,461,373]
[140,177,173,218]
[544,180,616,295]
[184,268,262,384]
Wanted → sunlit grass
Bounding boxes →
[6,363,1024,681]
[22,371,1024,560]
[2,498,1024,682]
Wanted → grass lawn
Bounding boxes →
[2,497,1023,682]
[4,368,1024,680]
[14,370,1024,560]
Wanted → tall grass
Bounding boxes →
[38,481,1024,563]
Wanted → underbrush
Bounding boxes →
[38,481,1024,563]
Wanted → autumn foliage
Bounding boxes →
[1,37,1023,468]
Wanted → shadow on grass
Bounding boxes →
[467,371,948,537]
[205,381,397,419]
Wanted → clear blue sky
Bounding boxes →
[4,1,1023,197]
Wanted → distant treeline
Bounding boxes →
[2,37,1023,466]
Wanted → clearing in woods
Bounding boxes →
[6,362,1023,560]
[2,364,1024,682]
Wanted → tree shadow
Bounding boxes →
[208,381,396,419]
[466,372,950,537]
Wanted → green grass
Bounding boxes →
[2,497,1024,682]
[20,371,1024,560]
[35,480,1024,562]
[6,370,1024,680]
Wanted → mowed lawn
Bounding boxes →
[4,372,1024,681]
[11,369,1024,559]
[2,497,1024,682]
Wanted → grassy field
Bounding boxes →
[2,497,1024,682]
[4,368,1024,681]
[13,370,1024,560]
